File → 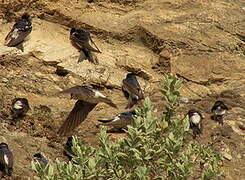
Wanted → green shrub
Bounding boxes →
[32,75,222,180]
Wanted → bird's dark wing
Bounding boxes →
[122,77,144,99]
[0,150,5,166]
[0,150,13,169]
[211,105,216,112]
[59,86,117,108]
[23,102,30,113]
[70,33,87,49]
[88,36,101,53]
[71,32,101,53]
[122,86,130,99]
[120,110,136,117]
[78,48,98,64]
[99,97,118,109]
[83,41,101,53]
[73,29,90,42]
[58,100,97,136]
[5,29,28,47]
[221,104,229,110]
[5,20,32,47]
[125,95,137,109]
[59,86,93,96]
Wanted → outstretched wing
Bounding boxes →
[58,100,97,136]
[59,86,93,96]
[99,97,118,109]
[59,86,117,108]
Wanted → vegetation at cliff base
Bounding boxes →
[32,75,222,180]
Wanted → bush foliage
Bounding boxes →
[32,75,222,180]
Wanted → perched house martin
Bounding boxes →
[5,13,32,51]
[11,98,30,120]
[211,100,228,125]
[98,110,136,131]
[122,73,144,109]
[70,28,101,64]
[57,85,117,136]
[187,109,203,138]
[33,153,48,168]
[0,143,13,177]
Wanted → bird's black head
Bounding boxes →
[0,143,9,148]
[33,153,43,159]
[130,109,137,116]
[77,28,88,35]
[126,72,137,79]
[212,100,228,111]
[214,100,225,106]
[70,28,89,38]
[12,97,30,107]
[21,98,29,105]
[187,109,198,117]
[21,13,30,20]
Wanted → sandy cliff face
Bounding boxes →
[0,0,244,179]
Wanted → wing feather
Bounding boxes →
[122,78,144,99]
[59,86,93,96]
[70,32,100,53]
[58,100,97,136]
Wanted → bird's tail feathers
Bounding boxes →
[78,50,86,63]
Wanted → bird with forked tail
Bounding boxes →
[57,85,117,136]
[5,13,32,51]
[122,73,144,109]
[70,28,101,64]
